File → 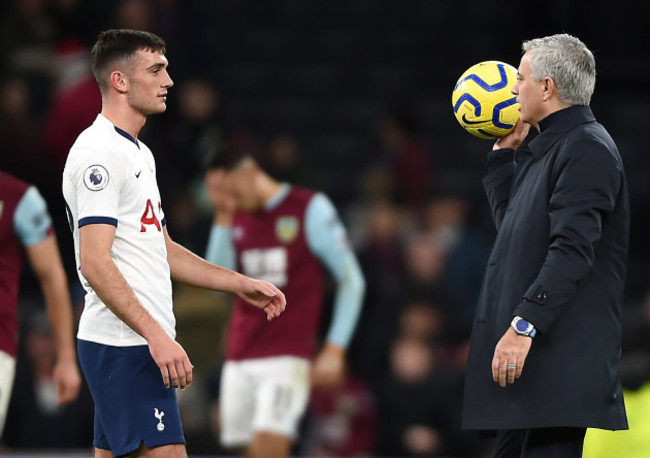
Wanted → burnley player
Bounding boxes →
[0,172,81,439]
[62,29,285,458]
[204,144,366,458]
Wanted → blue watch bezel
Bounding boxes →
[516,319,531,333]
[512,316,537,338]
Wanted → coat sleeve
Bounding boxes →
[513,139,623,333]
[482,148,516,231]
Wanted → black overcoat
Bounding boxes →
[462,105,629,431]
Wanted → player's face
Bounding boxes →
[127,50,173,115]
[512,52,545,128]
[229,161,261,211]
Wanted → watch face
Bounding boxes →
[516,319,530,332]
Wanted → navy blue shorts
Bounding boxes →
[78,340,185,457]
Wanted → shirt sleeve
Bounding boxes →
[305,193,366,348]
[14,186,52,246]
[205,224,237,270]
[70,145,126,228]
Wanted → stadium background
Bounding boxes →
[1,0,649,456]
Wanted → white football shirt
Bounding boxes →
[63,114,175,346]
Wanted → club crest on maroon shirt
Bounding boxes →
[275,216,299,244]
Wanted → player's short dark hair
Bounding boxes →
[208,143,252,171]
[91,29,166,91]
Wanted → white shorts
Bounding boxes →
[0,350,17,439]
[219,356,310,447]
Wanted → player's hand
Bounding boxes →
[53,355,82,405]
[205,169,237,216]
[148,332,194,389]
[403,425,443,456]
[493,119,531,151]
[492,326,532,387]
[237,277,287,321]
[311,343,346,389]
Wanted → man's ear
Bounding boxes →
[542,76,556,102]
[109,71,129,94]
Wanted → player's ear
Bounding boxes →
[109,71,129,94]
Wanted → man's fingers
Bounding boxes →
[499,363,507,387]
[58,383,79,404]
[175,361,186,389]
[177,359,193,389]
[262,284,277,296]
[265,303,281,321]
[262,286,286,320]
[273,290,286,311]
[56,382,70,405]
[491,356,500,383]
[506,362,517,385]
[167,362,180,389]
[56,381,65,401]
[63,387,78,404]
[184,360,194,388]
[245,281,286,319]
[492,356,514,387]
[160,366,170,388]
[515,360,525,379]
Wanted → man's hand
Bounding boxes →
[311,343,346,389]
[237,278,287,321]
[492,326,532,387]
[148,331,194,389]
[493,119,531,151]
[205,169,237,216]
[53,356,82,404]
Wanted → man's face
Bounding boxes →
[227,160,261,211]
[512,52,546,127]
[126,49,173,115]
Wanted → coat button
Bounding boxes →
[536,292,548,302]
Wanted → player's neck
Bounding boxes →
[100,102,147,140]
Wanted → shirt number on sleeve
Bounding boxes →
[140,199,161,232]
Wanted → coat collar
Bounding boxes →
[528,105,596,159]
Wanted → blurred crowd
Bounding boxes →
[2,0,650,457]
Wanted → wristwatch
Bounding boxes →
[511,316,537,338]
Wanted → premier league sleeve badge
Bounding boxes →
[83,165,110,191]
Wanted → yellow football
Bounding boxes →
[452,60,520,139]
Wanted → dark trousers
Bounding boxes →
[492,427,587,458]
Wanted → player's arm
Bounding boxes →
[305,193,366,388]
[164,227,285,320]
[204,224,236,271]
[25,235,81,404]
[15,187,81,404]
[204,168,237,270]
[79,223,192,389]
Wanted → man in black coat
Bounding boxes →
[462,34,629,458]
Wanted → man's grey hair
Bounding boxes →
[523,33,596,106]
